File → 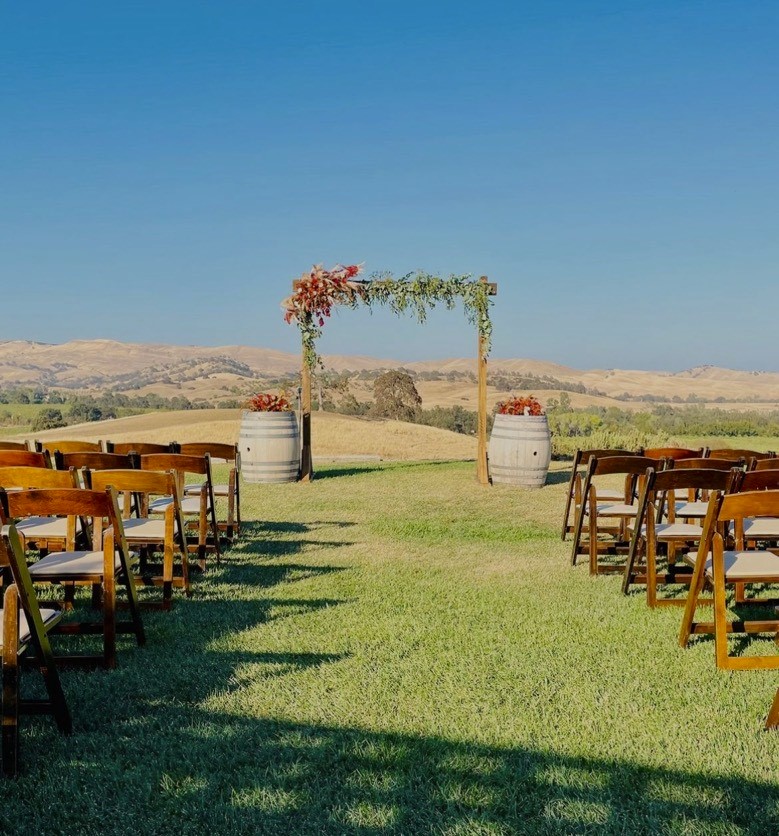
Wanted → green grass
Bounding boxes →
[2,460,779,833]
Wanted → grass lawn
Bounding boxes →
[2,460,779,834]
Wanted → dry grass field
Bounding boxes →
[26,410,478,461]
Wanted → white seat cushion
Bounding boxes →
[185,482,230,497]
[685,549,779,581]
[588,503,637,518]
[674,501,709,518]
[122,517,167,541]
[16,516,81,540]
[743,518,779,539]
[629,522,703,538]
[29,550,120,578]
[593,488,624,502]
[0,607,60,649]
[149,496,210,515]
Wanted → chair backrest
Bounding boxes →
[55,451,136,474]
[105,441,178,456]
[178,442,238,466]
[642,447,703,461]
[5,487,123,552]
[89,469,186,543]
[734,470,779,493]
[669,457,744,471]
[0,441,30,451]
[140,453,213,501]
[589,455,663,478]
[0,466,78,491]
[35,439,103,455]
[650,467,738,496]
[0,450,51,469]
[708,448,775,462]
[749,458,779,472]
[571,448,637,470]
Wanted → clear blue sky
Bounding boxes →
[3,1,777,371]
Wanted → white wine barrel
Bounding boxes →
[488,414,551,488]
[239,411,300,483]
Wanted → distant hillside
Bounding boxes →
[25,409,477,462]
[3,339,779,408]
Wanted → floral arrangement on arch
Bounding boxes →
[281,263,364,369]
[247,392,293,412]
[496,395,544,416]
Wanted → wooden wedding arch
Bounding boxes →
[285,269,497,485]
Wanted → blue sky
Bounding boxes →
[2,1,777,370]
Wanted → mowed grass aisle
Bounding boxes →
[3,462,779,834]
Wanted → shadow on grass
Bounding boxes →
[214,560,350,589]
[545,469,573,486]
[313,460,471,480]
[47,707,779,834]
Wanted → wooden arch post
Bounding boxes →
[477,276,497,486]
[295,276,497,485]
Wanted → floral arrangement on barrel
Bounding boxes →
[495,395,544,416]
[282,263,364,368]
[247,392,293,412]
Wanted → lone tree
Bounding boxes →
[372,370,422,422]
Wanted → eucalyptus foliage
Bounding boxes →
[292,271,494,369]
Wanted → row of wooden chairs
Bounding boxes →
[0,440,241,541]
[0,443,243,775]
[563,445,779,729]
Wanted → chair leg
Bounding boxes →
[588,510,598,575]
[2,588,19,778]
[646,541,657,609]
[103,564,116,671]
[712,539,730,670]
[679,549,709,648]
[766,690,779,729]
[622,532,640,595]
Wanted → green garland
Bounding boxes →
[297,272,494,369]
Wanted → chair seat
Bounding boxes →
[184,482,231,497]
[16,516,81,540]
[149,496,210,515]
[685,549,779,582]
[629,522,703,539]
[743,518,779,539]
[123,517,166,540]
[593,488,624,502]
[587,503,637,518]
[674,501,709,518]
[0,608,60,649]
[29,550,120,578]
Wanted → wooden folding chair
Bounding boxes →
[679,490,779,663]
[570,455,662,574]
[561,448,638,541]
[89,470,190,609]
[749,458,779,472]
[140,453,221,569]
[659,458,743,522]
[105,441,178,456]
[35,440,103,456]
[0,524,71,777]
[4,488,145,669]
[623,467,738,606]
[0,465,84,556]
[178,442,241,540]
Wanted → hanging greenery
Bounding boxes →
[283,265,494,369]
